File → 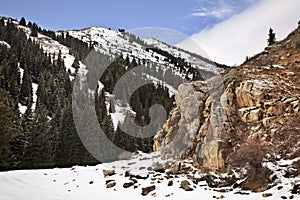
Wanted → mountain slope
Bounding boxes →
[154,23,300,192]
[0,16,225,170]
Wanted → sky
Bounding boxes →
[178,0,300,65]
[1,0,299,65]
[0,0,259,36]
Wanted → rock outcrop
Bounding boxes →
[154,25,300,172]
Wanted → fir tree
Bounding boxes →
[19,17,26,26]
[267,28,276,46]
[0,89,23,170]
[109,99,116,113]
[20,65,33,106]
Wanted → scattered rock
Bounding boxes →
[165,174,173,179]
[168,162,181,174]
[278,186,283,190]
[213,189,227,193]
[106,180,115,184]
[129,178,138,184]
[168,180,173,186]
[128,162,136,165]
[125,171,149,180]
[152,162,165,173]
[213,195,225,199]
[291,182,300,194]
[180,180,194,191]
[281,196,287,199]
[154,168,165,173]
[124,171,130,177]
[262,193,273,198]
[106,182,116,188]
[141,185,156,196]
[89,181,94,184]
[284,167,298,178]
[103,170,115,177]
[199,174,219,188]
[234,191,249,195]
[130,174,149,180]
[123,182,134,188]
[147,166,153,171]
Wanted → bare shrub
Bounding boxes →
[227,140,272,192]
[227,140,263,170]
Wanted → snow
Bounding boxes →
[19,67,24,84]
[31,83,38,110]
[0,152,298,200]
[272,65,285,69]
[64,54,76,74]
[144,37,222,74]
[110,105,126,130]
[14,21,77,78]
[0,40,11,48]
[35,34,76,76]
[18,103,27,114]
[68,27,222,76]
[145,74,178,96]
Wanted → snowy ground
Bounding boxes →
[0,152,298,200]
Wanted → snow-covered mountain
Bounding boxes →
[7,18,225,125]
[0,16,224,131]
[66,27,223,75]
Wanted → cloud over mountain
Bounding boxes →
[179,0,300,65]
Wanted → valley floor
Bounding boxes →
[0,152,298,200]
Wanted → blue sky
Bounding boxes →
[0,0,259,35]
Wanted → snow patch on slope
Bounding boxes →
[0,40,11,48]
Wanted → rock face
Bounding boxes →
[154,26,300,172]
[153,71,237,171]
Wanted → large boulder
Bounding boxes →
[154,75,233,171]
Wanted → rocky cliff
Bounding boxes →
[154,25,300,175]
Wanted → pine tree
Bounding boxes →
[267,28,276,46]
[0,89,23,170]
[19,17,26,26]
[109,99,116,113]
[36,74,46,109]
[72,57,80,74]
[22,104,49,168]
[20,65,33,106]
[30,23,38,37]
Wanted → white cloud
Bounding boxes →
[191,5,233,20]
[190,0,259,20]
[179,0,300,65]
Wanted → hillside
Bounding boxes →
[154,24,300,193]
[0,16,225,170]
